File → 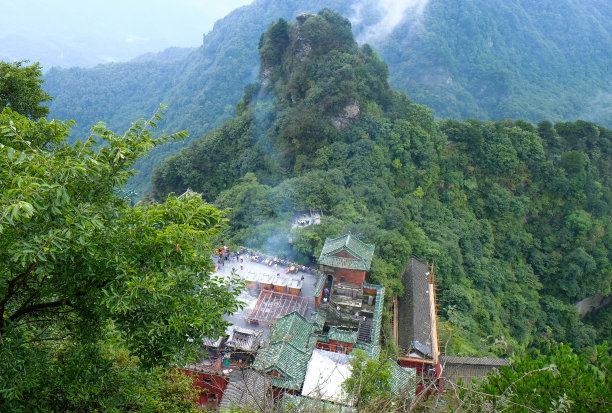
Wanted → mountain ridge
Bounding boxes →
[150,10,612,358]
[42,0,611,196]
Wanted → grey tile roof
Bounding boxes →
[225,326,264,353]
[318,234,375,271]
[397,256,433,357]
[440,355,510,367]
[218,368,271,411]
[202,335,224,348]
[440,355,510,387]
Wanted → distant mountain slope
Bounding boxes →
[130,47,194,63]
[43,0,612,194]
[0,34,115,70]
[151,10,612,357]
[382,0,612,123]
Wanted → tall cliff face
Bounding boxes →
[43,0,612,197]
[151,9,423,201]
[256,12,382,142]
[150,10,612,357]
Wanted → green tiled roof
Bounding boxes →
[253,312,316,391]
[312,333,329,344]
[328,327,358,344]
[310,311,327,331]
[353,341,380,360]
[254,341,312,391]
[318,234,375,271]
[314,274,326,298]
[389,362,417,398]
[270,312,314,348]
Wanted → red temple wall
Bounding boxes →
[315,340,354,354]
[179,369,228,408]
[335,250,353,259]
[322,266,365,285]
[315,293,323,309]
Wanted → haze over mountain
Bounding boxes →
[2,4,612,410]
[42,0,611,196]
[0,0,253,70]
[150,9,612,359]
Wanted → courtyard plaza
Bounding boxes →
[211,250,319,337]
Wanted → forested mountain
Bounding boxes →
[151,10,612,359]
[43,0,612,195]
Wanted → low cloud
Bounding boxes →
[350,0,430,44]
[124,36,148,44]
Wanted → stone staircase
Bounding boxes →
[358,317,372,343]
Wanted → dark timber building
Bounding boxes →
[440,355,509,388]
[395,256,441,392]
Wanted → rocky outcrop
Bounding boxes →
[330,101,360,131]
[294,13,313,61]
[260,65,274,88]
[576,293,612,318]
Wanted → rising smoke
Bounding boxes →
[349,0,430,44]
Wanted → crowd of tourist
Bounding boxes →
[214,246,316,275]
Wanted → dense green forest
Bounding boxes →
[459,343,611,412]
[3,8,611,410]
[379,0,612,123]
[43,0,612,196]
[152,10,612,359]
[0,61,242,409]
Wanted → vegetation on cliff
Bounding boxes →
[152,11,612,360]
[43,0,612,196]
[0,91,241,409]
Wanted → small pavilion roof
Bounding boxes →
[328,327,358,344]
[318,234,375,271]
[177,188,201,199]
[253,312,316,391]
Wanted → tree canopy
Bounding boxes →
[151,11,612,361]
[0,106,242,410]
[458,344,612,412]
[343,349,393,408]
[0,61,52,119]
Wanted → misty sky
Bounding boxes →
[1,0,254,69]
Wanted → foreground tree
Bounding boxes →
[0,107,242,410]
[456,343,611,412]
[0,61,52,119]
[343,349,393,409]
